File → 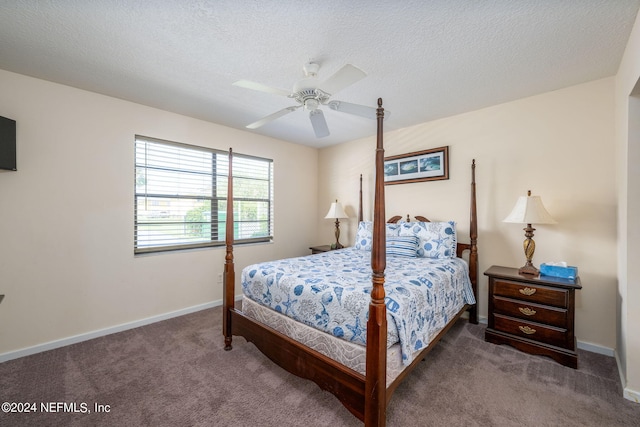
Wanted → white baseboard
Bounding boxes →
[0,298,237,363]
[614,351,640,404]
[576,340,615,357]
[624,387,640,403]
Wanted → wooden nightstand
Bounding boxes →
[484,265,582,368]
[309,245,333,254]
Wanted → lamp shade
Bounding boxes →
[503,192,556,225]
[325,200,348,219]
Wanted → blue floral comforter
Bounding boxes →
[241,248,475,365]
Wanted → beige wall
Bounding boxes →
[615,9,640,402]
[319,78,617,351]
[0,70,318,357]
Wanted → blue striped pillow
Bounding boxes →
[386,235,418,257]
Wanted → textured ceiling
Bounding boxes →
[0,1,638,148]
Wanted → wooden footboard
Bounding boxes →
[230,307,367,420]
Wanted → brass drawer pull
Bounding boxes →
[519,287,537,296]
[519,307,537,316]
[519,326,536,335]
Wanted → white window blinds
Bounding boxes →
[134,136,273,253]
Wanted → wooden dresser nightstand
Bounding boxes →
[309,245,333,254]
[484,265,582,368]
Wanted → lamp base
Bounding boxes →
[518,264,539,276]
[519,225,539,276]
[332,219,343,250]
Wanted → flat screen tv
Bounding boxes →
[0,115,17,171]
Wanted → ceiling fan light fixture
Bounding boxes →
[304,98,319,111]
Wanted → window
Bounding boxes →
[134,136,273,253]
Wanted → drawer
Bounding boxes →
[493,314,569,349]
[493,296,568,328]
[493,279,568,308]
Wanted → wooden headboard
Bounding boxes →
[387,215,429,223]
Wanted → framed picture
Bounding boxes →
[384,146,449,185]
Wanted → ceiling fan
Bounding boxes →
[233,62,382,138]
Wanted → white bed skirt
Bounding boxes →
[242,296,409,387]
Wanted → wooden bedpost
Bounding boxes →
[358,174,363,223]
[468,159,479,324]
[223,147,235,350]
[365,98,387,427]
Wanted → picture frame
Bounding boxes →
[384,146,449,185]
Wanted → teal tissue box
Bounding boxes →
[540,263,578,280]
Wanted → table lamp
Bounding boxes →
[503,190,556,276]
[325,200,348,249]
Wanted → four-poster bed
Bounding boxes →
[223,99,478,426]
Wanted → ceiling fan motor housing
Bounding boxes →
[292,88,330,111]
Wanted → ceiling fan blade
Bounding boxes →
[318,64,366,95]
[233,80,291,97]
[327,100,380,119]
[309,109,330,138]
[246,106,300,129]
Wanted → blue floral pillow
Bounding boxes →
[354,221,373,250]
[398,221,457,258]
[354,221,402,250]
[386,235,418,257]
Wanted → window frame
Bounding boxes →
[134,135,273,254]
